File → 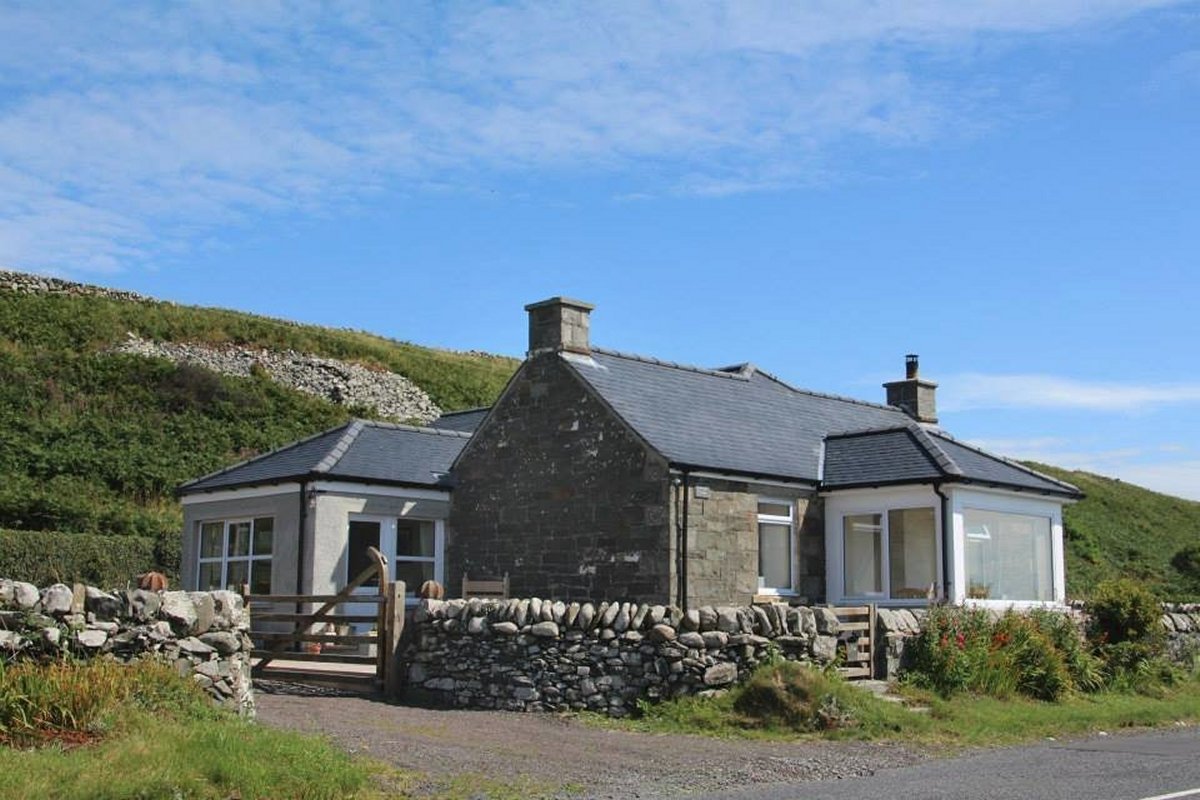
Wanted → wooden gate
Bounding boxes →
[833,604,876,680]
[245,547,406,693]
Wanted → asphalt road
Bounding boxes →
[685,726,1200,800]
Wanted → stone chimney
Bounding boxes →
[883,354,938,424]
[524,297,594,357]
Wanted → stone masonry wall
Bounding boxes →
[448,354,672,602]
[404,596,847,716]
[0,578,254,717]
[676,478,824,607]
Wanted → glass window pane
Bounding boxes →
[198,562,223,591]
[228,522,251,557]
[348,520,381,587]
[757,501,791,518]
[758,522,792,590]
[397,521,435,557]
[200,522,223,558]
[844,514,883,596]
[395,560,434,596]
[253,518,273,555]
[250,560,272,595]
[964,509,1053,601]
[226,560,248,591]
[888,508,937,599]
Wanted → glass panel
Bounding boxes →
[963,509,1053,601]
[198,562,223,591]
[199,522,223,558]
[225,560,248,591]
[758,522,792,590]
[394,560,434,596]
[844,514,883,596]
[757,501,791,518]
[888,507,937,599]
[253,518,273,555]
[396,521,435,557]
[348,520,381,587]
[227,521,251,557]
[250,559,272,595]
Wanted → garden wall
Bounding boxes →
[0,578,254,717]
[404,597,848,716]
[406,599,1200,716]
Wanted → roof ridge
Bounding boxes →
[825,424,913,439]
[749,367,912,413]
[313,420,365,473]
[930,431,1082,493]
[357,419,474,438]
[177,420,356,491]
[905,423,963,477]
[436,406,491,416]
[591,347,923,416]
[588,347,751,381]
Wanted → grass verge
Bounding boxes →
[609,662,1200,749]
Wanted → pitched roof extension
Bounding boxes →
[564,349,1081,498]
[430,407,490,433]
[177,420,469,495]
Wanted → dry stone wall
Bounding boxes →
[0,578,254,717]
[404,596,847,716]
[0,268,155,303]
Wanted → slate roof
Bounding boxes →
[563,349,1081,498]
[430,407,490,433]
[564,349,914,483]
[177,420,469,495]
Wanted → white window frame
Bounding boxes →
[839,506,939,602]
[961,505,1054,603]
[756,497,797,595]
[824,486,944,606]
[345,514,445,606]
[196,517,273,593]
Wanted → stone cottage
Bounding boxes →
[447,298,1081,609]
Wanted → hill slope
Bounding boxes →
[1028,463,1200,600]
[0,276,517,583]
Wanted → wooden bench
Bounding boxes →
[461,573,510,600]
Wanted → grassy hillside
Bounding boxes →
[0,288,517,582]
[1028,463,1200,600]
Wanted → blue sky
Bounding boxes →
[1,2,1198,499]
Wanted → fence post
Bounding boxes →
[384,580,406,696]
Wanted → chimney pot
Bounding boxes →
[905,354,919,379]
[524,297,594,357]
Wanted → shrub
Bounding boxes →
[0,529,158,588]
[1087,578,1164,647]
[1085,579,1174,691]
[903,607,1101,702]
[1172,544,1200,582]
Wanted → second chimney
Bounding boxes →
[884,353,938,424]
[525,297,594,357]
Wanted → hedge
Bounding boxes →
[0,529,158,589]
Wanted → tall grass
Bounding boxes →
[0,658,383,799]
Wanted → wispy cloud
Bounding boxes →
[0,1,1186,274]
[942,374,1200,412]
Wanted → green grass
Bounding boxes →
[0,289,518,582]
[1028,463,1200,599]
[611,662,1200,749]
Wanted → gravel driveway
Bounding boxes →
[255,684,925,799]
